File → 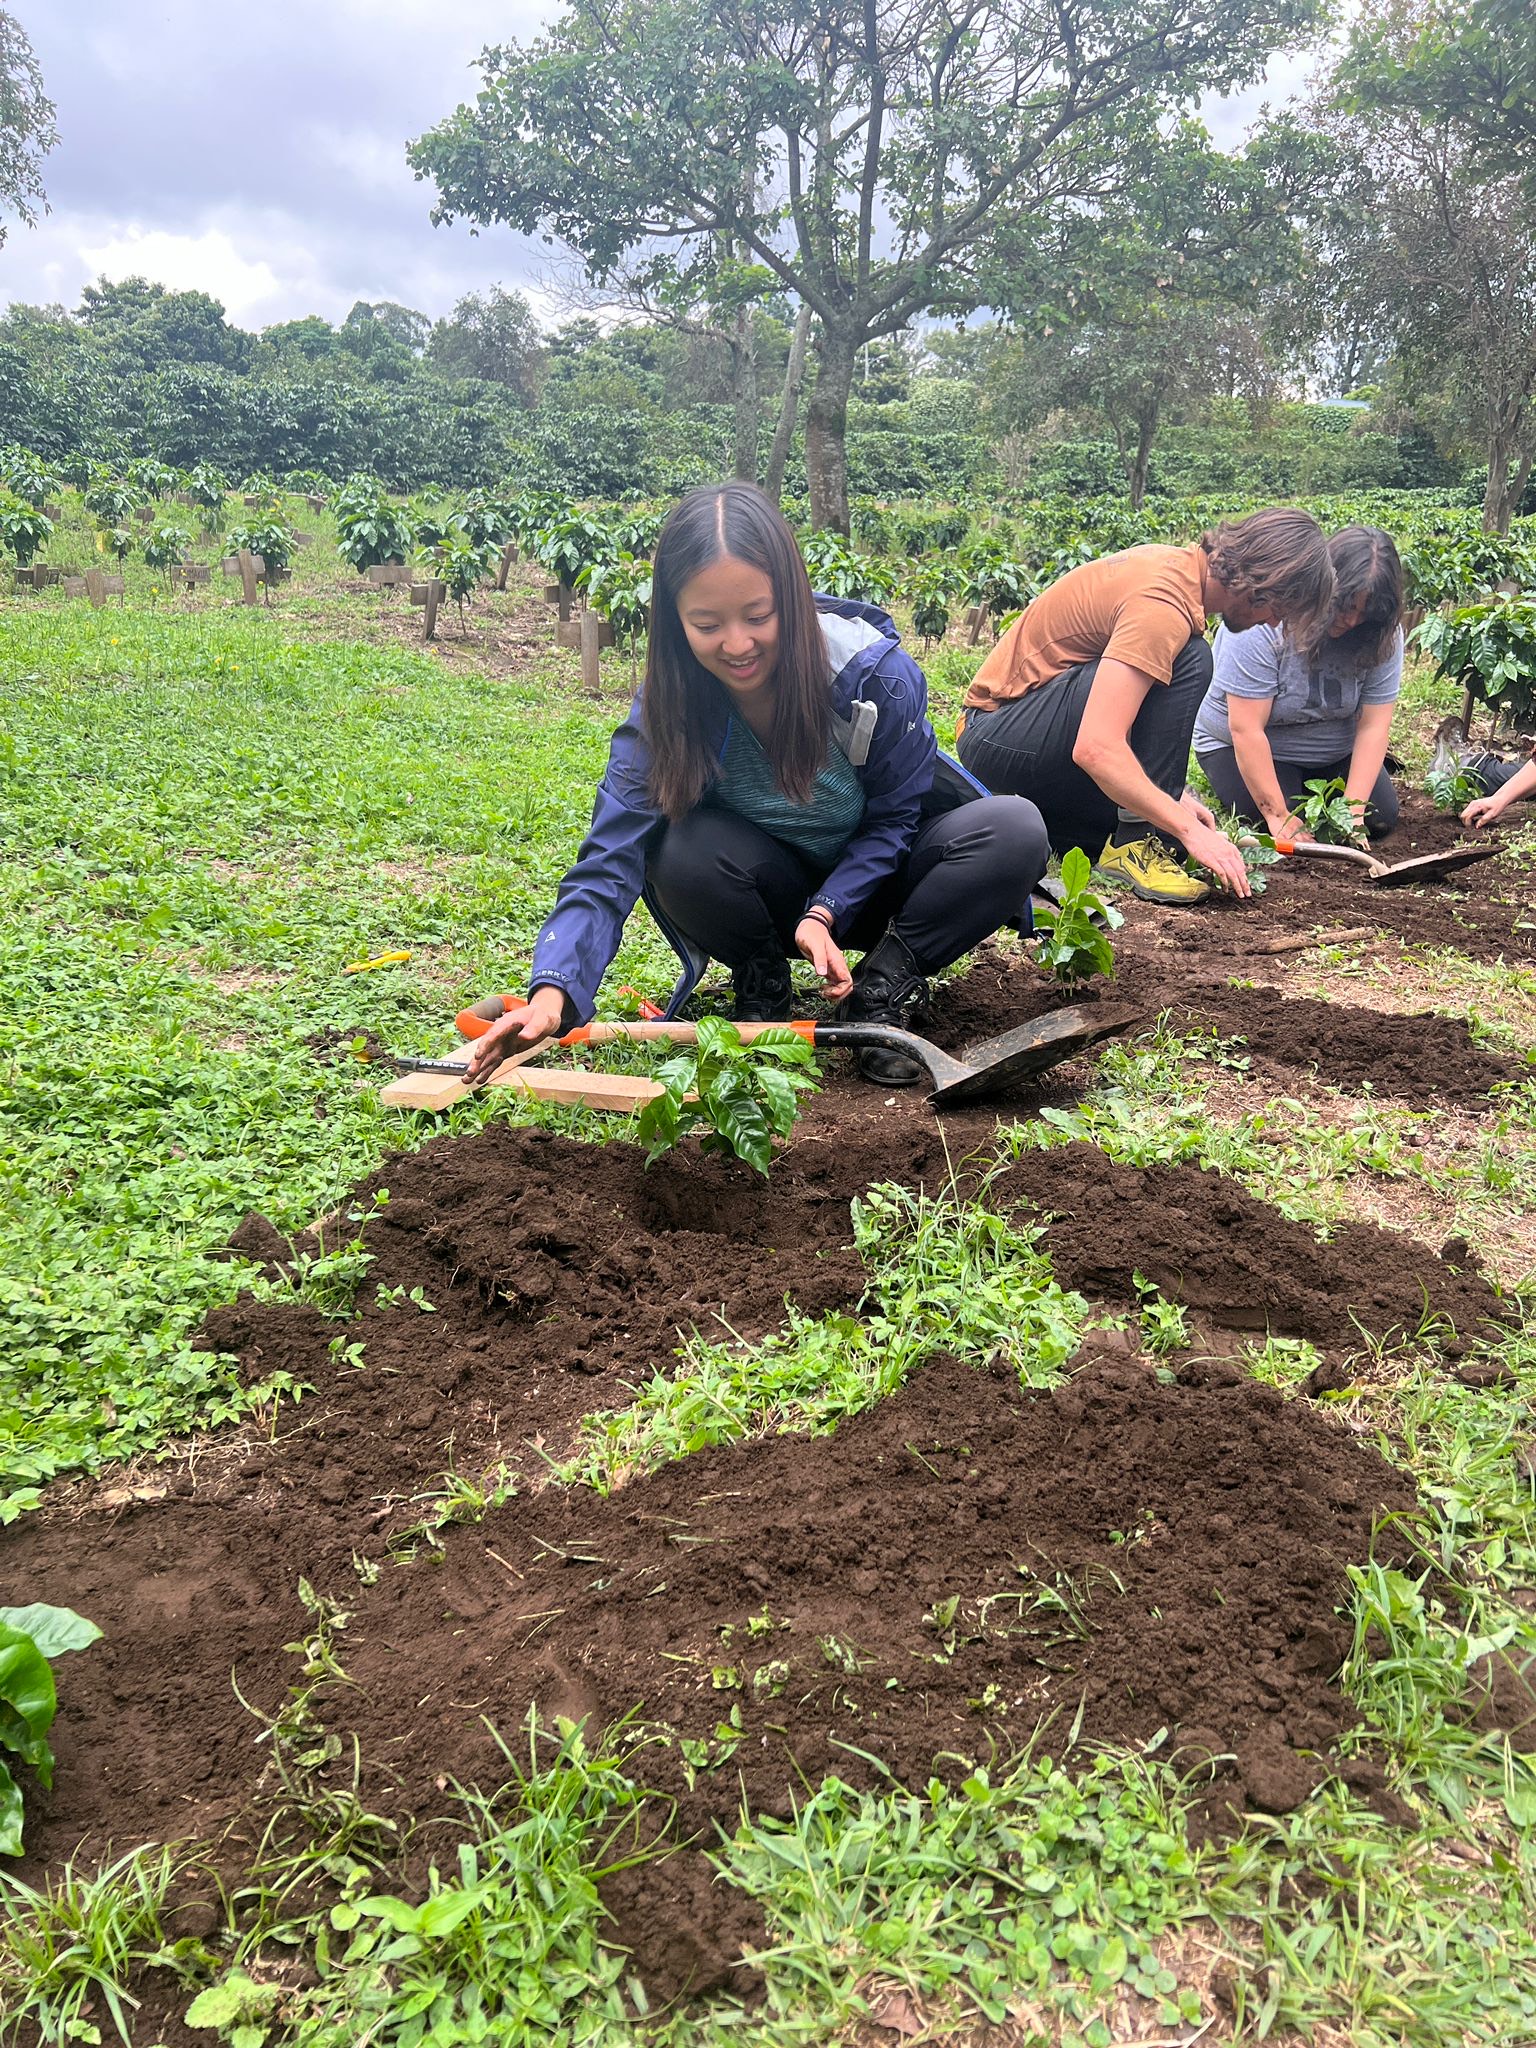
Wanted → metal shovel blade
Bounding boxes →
[927,1003,1143,1103]
[1368,845,1499,888]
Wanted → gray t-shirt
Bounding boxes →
[1193,624,1403,764]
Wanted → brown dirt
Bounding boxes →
[1162,792,1535,967]
[9,1113,1508,1904]
[992,1141,1510,1352]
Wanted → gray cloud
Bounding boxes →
[1,0,561,325]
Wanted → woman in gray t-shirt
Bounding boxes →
[1194,526,1404,842]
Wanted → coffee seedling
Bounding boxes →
[637,1017,819,1176]
[1035,847,1121,986]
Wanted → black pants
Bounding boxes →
[956,633,1214,858]
[646,796,1049,977]
[1468,754,1533,799]
[1197,746,1400,837]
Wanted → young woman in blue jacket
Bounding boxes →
[465,482,1047,1086]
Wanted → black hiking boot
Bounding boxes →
[839,931,929,1086]
[732,950,793,1023]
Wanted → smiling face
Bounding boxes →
[676,554,781,703]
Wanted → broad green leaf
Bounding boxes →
[414,1884,491,1938]
[0,1604,102,1659]
[0,1758,25,1856]
[0,1625,56,1754]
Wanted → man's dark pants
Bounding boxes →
[955,634,1214,858]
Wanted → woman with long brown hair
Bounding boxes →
[466,483,1047,1086]
[1194,525,1405,842]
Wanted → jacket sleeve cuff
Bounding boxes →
[805,891,843,936]
[528,977,585,1033]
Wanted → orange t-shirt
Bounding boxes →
[964,543,1209,712]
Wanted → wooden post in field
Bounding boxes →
[410,578,448,641]
[237,549,261,606]
[580,607,605,688]
[496,542,516,590]
[966,604,988,646]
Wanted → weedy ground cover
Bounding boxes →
[4,523,1536,2046]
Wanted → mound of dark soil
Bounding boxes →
[916,939,1524,1112]
[320,1345,1416,1997]
[995,1141,1510,1350]
[1164,792,1534,965]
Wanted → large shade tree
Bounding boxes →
[1321,1,1536,533]
[408,0,1322,531]
[0,8,56,248]
[984,124,1316,507]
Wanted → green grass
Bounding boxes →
[8,519,1536,2047]
[1,601,680,1498]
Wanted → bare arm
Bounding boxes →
[1073,658,1250,894]
[1344,701,1395,832]
[1227,691,1306,841]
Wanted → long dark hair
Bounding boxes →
[643,483,831,821]
[1325,525,1403,668]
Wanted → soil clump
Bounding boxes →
[994,1141,1510,1350]
[319,1347,1417,1996]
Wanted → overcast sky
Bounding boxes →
[1,2,1316,336]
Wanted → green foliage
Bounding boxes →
[84,475,141,527]
[1425,760,1484,812]
[799,529,898,604]
[575,553,652,643]
[427,526,500,618]
[636,1017,819,1176]
[0,1603,100,1856]
[331,477,414,571]
[1296,775,1362,843]
[1034,848,1121,984]
[0,491,52,566]
[1416,595,1536,729]
[143,519,194,572]
[910,561,963,644]
[185,1969,281,2046]
[532,512,618,589]
[0,446,55,506]
[181,463,227,517]
[223,518,294,577]
[288,1715,652,2044]
[125,456,178,500]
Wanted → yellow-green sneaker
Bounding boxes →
[1097,835,1211,905]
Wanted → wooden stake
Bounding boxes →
[580,606,603,689]
[424,578,445,641]
[496,542,516,591]
[967,604,988,645]
[237,549,261,606]
[1247,925,1376,956]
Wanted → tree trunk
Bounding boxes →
[1128,406,1159,512]
[804,332,856,534]
[1482,394,1529,535]
[764,303,812,506]
[731,301,759,482]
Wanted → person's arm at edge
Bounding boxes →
[1073,659,1251,894]
[1463,754,1536,828]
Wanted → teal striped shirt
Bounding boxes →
[706,718,866,866]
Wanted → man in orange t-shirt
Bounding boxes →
[957,509,1333,904]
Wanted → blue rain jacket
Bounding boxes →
[527,598,990,1021]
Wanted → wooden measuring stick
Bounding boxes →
[380,1059,666,1114]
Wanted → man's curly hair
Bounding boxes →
[1201,508,1334,650]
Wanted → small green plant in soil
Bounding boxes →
[1036,847,1120,985]
[636,1017,818,1176]
[1425,759,1484,814]
[1296,775,1362,843]
[143,519,194,574]
[0,493,53,568]
[0,1603,101,1855]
